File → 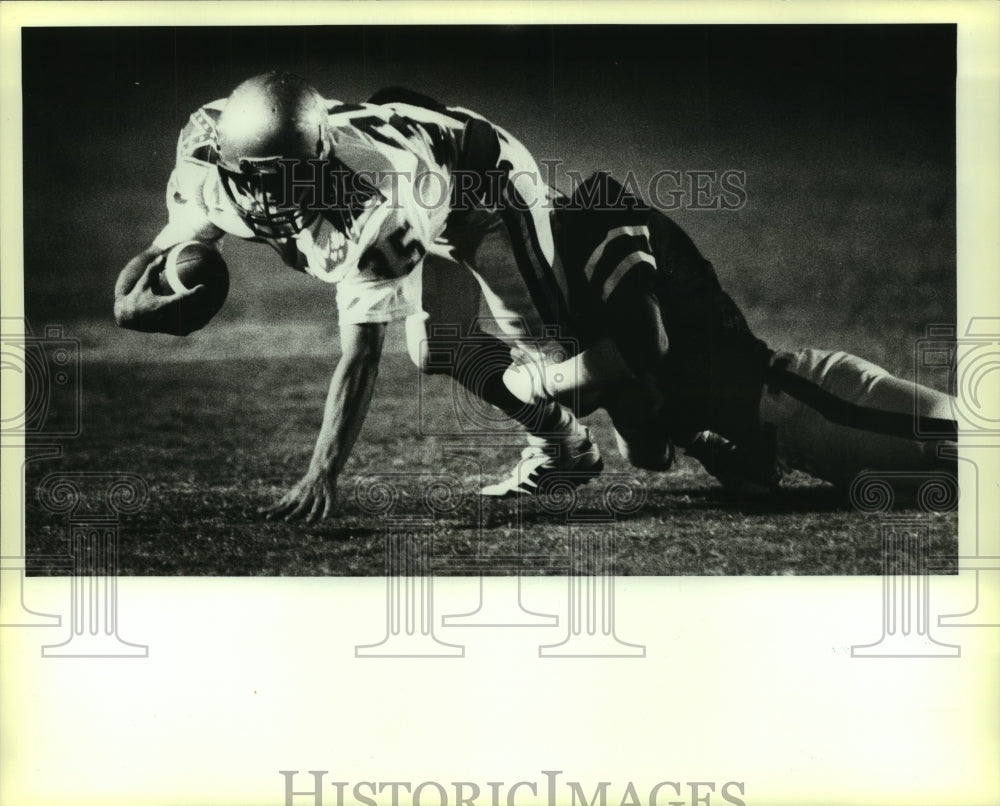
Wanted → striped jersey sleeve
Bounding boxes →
[548,173,669,366]
[553,173,662,319]
[579,219,668,375]
[325,98,464,175]
[580,223,658,304]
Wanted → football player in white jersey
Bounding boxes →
[502,172,958,493]
[114,72,600,521]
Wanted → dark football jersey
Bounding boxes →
[552,173,773,442]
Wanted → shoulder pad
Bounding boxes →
[177,99,225,164]
[366,86,447,112]
[326,100,366,117]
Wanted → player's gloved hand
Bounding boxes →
[263,466,338,523]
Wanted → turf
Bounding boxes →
[23,351,957,576]
[21,150,958,575]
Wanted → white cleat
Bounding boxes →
[479,428,604,498]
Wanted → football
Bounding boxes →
[154,240,230,332]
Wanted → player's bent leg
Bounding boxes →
[406,255,533,421]
[409,254,602,497]
[476,345,604,498]
[441,186,605,496]
[759,348,957,488]
[500,338,674,473]
[502,337,636,417]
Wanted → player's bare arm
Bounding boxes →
[113,245,206,336]
[264,320,387,523]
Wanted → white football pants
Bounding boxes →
[759,349,956,486]
[405,130,564,364]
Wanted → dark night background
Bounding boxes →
[22,25,955,359]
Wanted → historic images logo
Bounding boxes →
[278,770,748,806]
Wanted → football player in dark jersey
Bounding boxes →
[503,173,958,492]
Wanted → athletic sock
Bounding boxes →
[474,367,585,446]
[451,330,586,445]
[530,398,585,443]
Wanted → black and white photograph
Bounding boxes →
[19,23,961,574]
[2,3,998,806]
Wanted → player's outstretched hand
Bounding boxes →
[263,468,338,523]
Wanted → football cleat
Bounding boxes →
[479,428,604,498]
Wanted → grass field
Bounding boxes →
[22,340,957,577]
[18,26,958,577]
[20,155,959,576]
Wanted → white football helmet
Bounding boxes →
[216,72,372,239]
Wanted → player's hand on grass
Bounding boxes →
[264,467,338,523]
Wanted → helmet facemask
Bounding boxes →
[215,72,383,241]
[218,154,382,241]
[218,155,313,239]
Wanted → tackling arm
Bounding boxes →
[502,274,670,414]
[265,320,387,522]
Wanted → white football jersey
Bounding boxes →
[153,96,477,324]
